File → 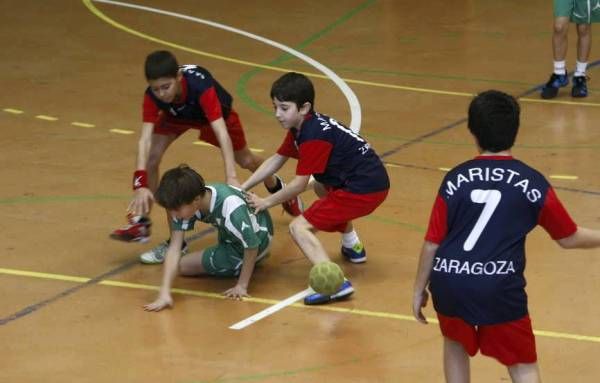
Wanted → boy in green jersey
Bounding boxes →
[144,165,273,311]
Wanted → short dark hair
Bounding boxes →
[270,72,315,111]
[155,165,206,210]
[468,90,520,152]
[144,50,179,80]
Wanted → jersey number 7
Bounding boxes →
[463,189,501,251]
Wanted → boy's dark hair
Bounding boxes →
[270,72,315,111]
[155,165,206,210]
[144,50,179,80]
[468,90,520,152]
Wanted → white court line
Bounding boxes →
[92,0,362,133]
[229,288,313,330]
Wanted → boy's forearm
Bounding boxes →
[159,233,184,295]
[236,248,258,289]
[558,227,600,249]
[242,154,286,191]
[263,175,307,208]
[211,119,238,181]
[136,123,154,170]
[413,241,439,294]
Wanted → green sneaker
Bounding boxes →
[140,240,188,264]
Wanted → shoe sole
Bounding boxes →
[109,233,150,243]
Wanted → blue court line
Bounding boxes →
[378,60,600,159]
[0,228,216,326]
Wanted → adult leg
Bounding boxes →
[444,337,471,383]
[507,363,541,383]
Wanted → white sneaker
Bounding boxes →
[140,240,188,264]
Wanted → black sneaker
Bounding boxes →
[541,73,569,99]
[571,75,588,98]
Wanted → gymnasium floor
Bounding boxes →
[2,1,600,382]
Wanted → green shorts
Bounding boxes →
[554,0,600,23]
[201,236,271,277]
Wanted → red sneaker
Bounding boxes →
[109,214,152,243]
[282,195,304,217]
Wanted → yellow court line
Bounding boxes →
[35,115,58,121]
[550,174,579,180]
[71,121,96,128]
[3,108,24,114]
[192,140,264,152]
[109,128,135,135]
[2,266,600,343]
[82,0,600,108]
[439,167,451,172]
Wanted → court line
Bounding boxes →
[86,0,362,133]
[2,266,600,343]
[0,228,216,326]
[82,1,600,109]
[229,288,312,330]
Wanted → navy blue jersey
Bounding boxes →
[276,112,390,194]
[425,156,576,325]
[144,65,232,124]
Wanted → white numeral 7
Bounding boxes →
[463,189,501,251]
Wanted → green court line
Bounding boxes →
[236,0,376,115]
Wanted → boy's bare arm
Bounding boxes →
[144,230,185,312]
[412,241,439,324]
[128,123,155,216]
[223,247,258,300]
[557,227,600,249]
[210,117,240,187]
[241,154,288,191]
[247,175,309,213]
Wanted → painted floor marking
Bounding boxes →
[192,140,263,152]
[88,0,362,133]
[35,115,58,121]
[2,266,600,343]
[3,108,24,114]
[109,128,135,135]
[550,174,579,180]
[71,121,96,128]
[229,288,312,330]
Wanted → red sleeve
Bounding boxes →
[425,195,448,244]
[538,187,577,239]
[198,86,223,122]
[276,131,299,159]
[296,140,332,176]
[142,93,160,123]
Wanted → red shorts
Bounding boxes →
[437,313,537,366]
[303,188,388,232]
[152,109,247,151]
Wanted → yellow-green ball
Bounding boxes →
[309,261,345,295]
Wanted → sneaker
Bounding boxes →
[110,214,151,243]
[541,73,569,99]
[139,240,188,264]
[271,175,304,217]
[571,75,588,98]
[304,279,354,305]
[341,242,366,263]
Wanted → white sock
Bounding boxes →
[554,60,567,75]
[575,61,588,77]
[342,230,360,248]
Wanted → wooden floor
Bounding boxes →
[2,1,600,382]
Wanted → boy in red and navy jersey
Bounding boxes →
[110,51,301,264]
[413,90,600,383]
[243,72,389,305]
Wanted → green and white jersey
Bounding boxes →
[170,183,273,253]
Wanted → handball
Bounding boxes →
[309,261,345,295]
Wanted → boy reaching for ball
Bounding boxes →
[241,72,390,305]
[412,90,600,382]
[144,164,273,312]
